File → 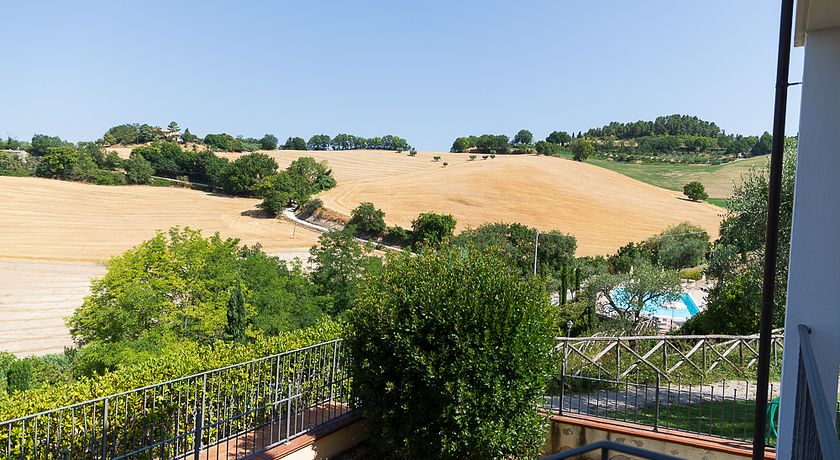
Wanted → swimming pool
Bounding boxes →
[610,289,700,319]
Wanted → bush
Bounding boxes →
[383,225,410,246]
[93,170,127,186]
[35,146,78,178]
[6,359,33,392]
[570,137,594,161]
[683,181,708,201]
[411,212,456,248]
[125,153,154,184]
[469,154,477,161]
[408,148,417,156]
[432,155,441,162]
[348,247,555,459]
[0,152,31,176]
[299,198,323,218]
[490,154,496,159]
[442,162,448,167]
[349,202,386,235]
[679,266,704,280]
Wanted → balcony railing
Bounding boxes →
[791,324,840,458]
[0,339,350,459]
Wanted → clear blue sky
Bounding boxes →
[0,0,803,151]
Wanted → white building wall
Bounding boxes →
[776,26,840,458]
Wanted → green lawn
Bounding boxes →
[550,151,768,203]
[606,398,766,444]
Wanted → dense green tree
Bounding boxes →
[124,153,155,184]
[104,124,140,145]
[181,128,199,143]
[534,140,561,156]
[570,137,594,161]
[451,223,576,277]
[349,202,386,235]
[35,146,78,178]
[29,134,71,156]
[546,130,572,145]
[512,129,534,146]
[348,246,555,459]
[255,170,312,214]
[221,152,278,195]
[411,212,457,247]
[283,136,308,150]
[309,228,381,314]
[474,134,511,154]
[224,281,247,343]
[683,181,708,201]
[306,134,331,150]
[204,133,244,152]
[68,228,328,351]
[287,156,335,192]
[259,134,278,150]
[607,241,654,274]
[191,150,228,185]
[647,222,709,269]
[751,131,773,156]
[450,136,477,153]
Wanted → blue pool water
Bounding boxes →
[611,289,700,319]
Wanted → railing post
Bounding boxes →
[285,381,293,443]
[194,374,206,460]
[101,398,108,460]
[654,373,661,432]
[559,340,568,416]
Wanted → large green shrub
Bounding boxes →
[411,212,456,248]
[348,247,556,459]
[348,202,386,235]
[6,360,33,392]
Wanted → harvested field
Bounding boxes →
[0,176,318,262]
[0,176,318,355]
[220,150,725,256]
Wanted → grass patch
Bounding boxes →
[547,154,768,199]
[705,197,730,209]
[605,398,767,444]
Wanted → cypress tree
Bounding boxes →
[225,280,247,343]
[560,263,568,305]
[574,267,581,293]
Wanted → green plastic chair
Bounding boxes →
[767,396,781,443]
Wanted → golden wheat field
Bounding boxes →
[0,176,318,355]
[219,149,725,256]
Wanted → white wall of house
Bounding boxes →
[776,25,840,458]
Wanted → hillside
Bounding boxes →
[583,155,767,200]
[218,150,725,256]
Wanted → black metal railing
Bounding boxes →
[0,339,351,459]
[791,324,840,458]
[549,332,840,447]
[541,440,682,460]
[546,374,790,444]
